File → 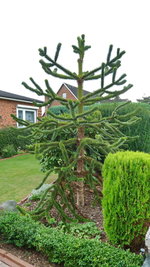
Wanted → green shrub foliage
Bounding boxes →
[102,151,150,248]
[1,144,17,158]
[56,221,101,239]
[0,127,32,156]
[49,105,69,115]
[0,212,143,267]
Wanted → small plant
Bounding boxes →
[1,144,17,158]
[57,221,101,239]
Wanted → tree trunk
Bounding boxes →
[76,53,85,207]
[76,126,85,206]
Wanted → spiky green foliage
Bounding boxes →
[98,102,150,152]
[40,102,150,172]
[12,35,138,222]
[37,103,140,174]
[102,151,150,248]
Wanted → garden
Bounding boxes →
[0,35,150,267]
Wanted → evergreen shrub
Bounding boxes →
[1,144,17,158]
[0,127,32,156]
[49,105,69,115]
[102,151,150,248]
[0,212,142,267]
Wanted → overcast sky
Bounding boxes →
[0,0,150,102]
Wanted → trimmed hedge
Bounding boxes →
[0,127,32,155]
[49,105,69,115]
[102,151,150,248]
[0,212,142,267]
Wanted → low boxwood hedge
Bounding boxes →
[0,212,143,267]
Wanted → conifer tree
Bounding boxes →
[13,35,139,222]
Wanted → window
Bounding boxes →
[17,105,38,128]
[62,93,67,99]
[25,111,35,122]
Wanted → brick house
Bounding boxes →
[49,83,90,107]
[0,90,43,128]
[48,83,128,108]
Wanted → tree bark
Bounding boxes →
[76,53,85,207]
[76,126,85,206]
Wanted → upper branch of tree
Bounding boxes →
[82,45,125,80]
[83,84,133,105]
[39,45,78,80]
[81,81,132,104]
[40,60,75,80]
[22,77,70,107]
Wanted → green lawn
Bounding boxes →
[0,154,56,203]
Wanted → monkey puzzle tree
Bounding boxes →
[13,35,139,222]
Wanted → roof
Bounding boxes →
[0,90,43,103]
[60,84,128,102]
[63,83,90,98]
[137,96,150,103]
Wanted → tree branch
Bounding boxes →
[39,47,78,79]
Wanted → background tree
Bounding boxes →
[137,96,150,104]
[13,35,139,222]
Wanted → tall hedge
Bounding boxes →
[0,127,32,154]
[102,151,150,248]
[98,102,150,152]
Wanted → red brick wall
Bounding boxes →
[0,99,42,128]
[50,84,77,106]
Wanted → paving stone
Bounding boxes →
[0,261,9,267]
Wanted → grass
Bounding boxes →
[0,154,57,203]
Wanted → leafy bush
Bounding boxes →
[0,212,142,267]
[48,105,69,115]
[0,127,32,156]
[56,221,101,239]
[0,211,40,247]
[1,144,17,158]
[102,151,150,248]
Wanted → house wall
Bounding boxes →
[50,84,77,106]
[0,99,42,128]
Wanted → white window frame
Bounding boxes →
[62,92,67,99]
[17,105,38,128]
